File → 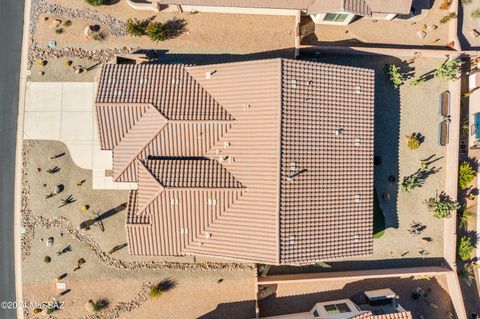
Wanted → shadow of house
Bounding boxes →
[265,257,445,276]
[133,48,296,65]
[258,276,453,318]
[197,300,257,319]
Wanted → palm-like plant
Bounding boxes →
[458,236,474,261]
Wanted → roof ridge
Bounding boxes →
[113,105,168,181]
[136,160,165,214]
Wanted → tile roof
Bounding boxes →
[96,59,375,265]
[279,59,374,264]
[154,0,412,15]
[351,312,413,319]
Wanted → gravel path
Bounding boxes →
[29,0,126,37]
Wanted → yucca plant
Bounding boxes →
[459,161,475,189]
[401,175,421,192]
[458,236,474,261]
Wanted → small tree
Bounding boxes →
[384,64,403,88]
[425,194,460,218]
[44,256,51,263]
[457,236,474,261]
[126,18,146,37]
[435,58,461,80]
[146,22,167,42]
[85,0,105,6]
[459,161,475,189]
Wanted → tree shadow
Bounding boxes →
[165,18,187,39]
[95,202,127,222]
[155,278,178,292]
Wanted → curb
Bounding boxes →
[14,0,32,317]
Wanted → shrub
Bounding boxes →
[149,278,177,297]
[425,194,460,218]
[44,256,51,263]
[473,9,480,18]
[89,299,109,313]
[64,60,73,67]
[85,0,105,6]
[91,31,106,41]
[458,266,474,286]
[459,161,475,189]
[36,59,47,67]
[63,20,72,27]
[126,18,146,37]
[146,22,167,42]
[81,204,90,212]
[384,64,403,88]
[401,175,421,192]
[33,308,42,314]
[55,28,64,34]
[440,0,452,10]
[440,12,457,24]
[458,236,474,261]
[406,134,421,150]
[435,58,461,80]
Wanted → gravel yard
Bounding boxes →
[304,0,449,48]
[21,140,256,318]
[258,275,454,318]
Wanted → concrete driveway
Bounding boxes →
[24,82,135,190]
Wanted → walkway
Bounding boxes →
[23,82,135,190]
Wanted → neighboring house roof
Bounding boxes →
[95,59,375,265]
[155,0,412,15]
[352,312,413,319]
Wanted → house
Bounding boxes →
[126,0,415,25]
[261,288,412,319]
[95,58,375,265]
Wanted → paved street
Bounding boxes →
[0,0,24,318]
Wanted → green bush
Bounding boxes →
[91,31,106,41]
[149,279,177,297]
[457,236,474,261]
[440,12,457,24]
[63,20,72,27]
[85,0,105,6]
[89,299,109,313]
[425,195,460,219]
[472,9,480,18]
[401,175,421,192]
[458,161,475,189]
[126,18,146,37]
[435,58,461,80]
[146,22,167,42]
[44,256,51,263]
[384,64,403,88]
